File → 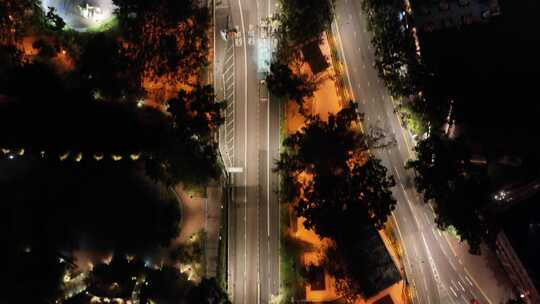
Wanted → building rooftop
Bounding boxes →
[411,0,501,32]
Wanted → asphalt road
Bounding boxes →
[332,0,495,303]
[221,0,280,302]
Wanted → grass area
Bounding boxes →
[276,96,307,303]
[395,99,427,139]
[278,204,306,303]
[216,186,228,290]
[446,225,460,239]
[279,99,288,152]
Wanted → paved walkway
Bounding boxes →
[172,184,205,245]
[205,180,223,278]
[171,182,223,278]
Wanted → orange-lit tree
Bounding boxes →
[113,0,210,87]
[277,102,398,299]
[0,0,43,45]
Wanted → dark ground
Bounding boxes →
[417,0,540,291]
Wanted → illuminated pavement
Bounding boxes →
[332,0,512,303]
[217,0,280,303]
[41,0,115,31]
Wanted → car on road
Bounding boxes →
[259,79,269,103]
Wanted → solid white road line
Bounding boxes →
[333,11,356,102]
[449,285,457,297]
[236,0,248,302]
[464,274,474,287]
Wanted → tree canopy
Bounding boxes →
[278,0,334,45]
[85,254,231,304]
[277,102,398,298]
[1,161,181,255]
[113,0,210,84]
[266,61,317,110]
[0,0,43,44]
[406,133,496,253]
[0,63,224,187]
[146,85,225,186]
[77,32,142,100]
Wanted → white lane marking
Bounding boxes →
[461,294,469,303]
[353,31,357,37]
[423,212,430,226]
[431,227,439,239]
[367,80,370,87]
[393,167,401,181]
[457,280,465,291]
[423,276,430,303]
[400,184,421,228]
[449,285,457,297]
[451,279,460,293]
[421,231,442,289]
[333,12,356,102]
[464,274,474,286]
[267,95,270,238]
[237,0,249,301]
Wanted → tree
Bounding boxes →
[0,44,23,79]
[266,62,317,110]
[32,38,58,59]
[406,133,496,253]
[146,86,224,187]
[89,255,146,298]
[0,0,43,44]
[140,266,194,303]
[2,245,66,303]
[77,33,141,100]
[279,0,334,44]
[277,102,396,238]
[277,102,398,297]
[45,6,65,32]
[1,161,182,255]
[113,0,210,85]
[186,278,231,304]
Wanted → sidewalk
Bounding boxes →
[172,184,205,245]
[446,234,514,303]
[171,182,223,278]
[205,180,223,278]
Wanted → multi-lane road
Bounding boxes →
[217,0,502,302]
[332,0,496,303]
[217,0,280,303]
